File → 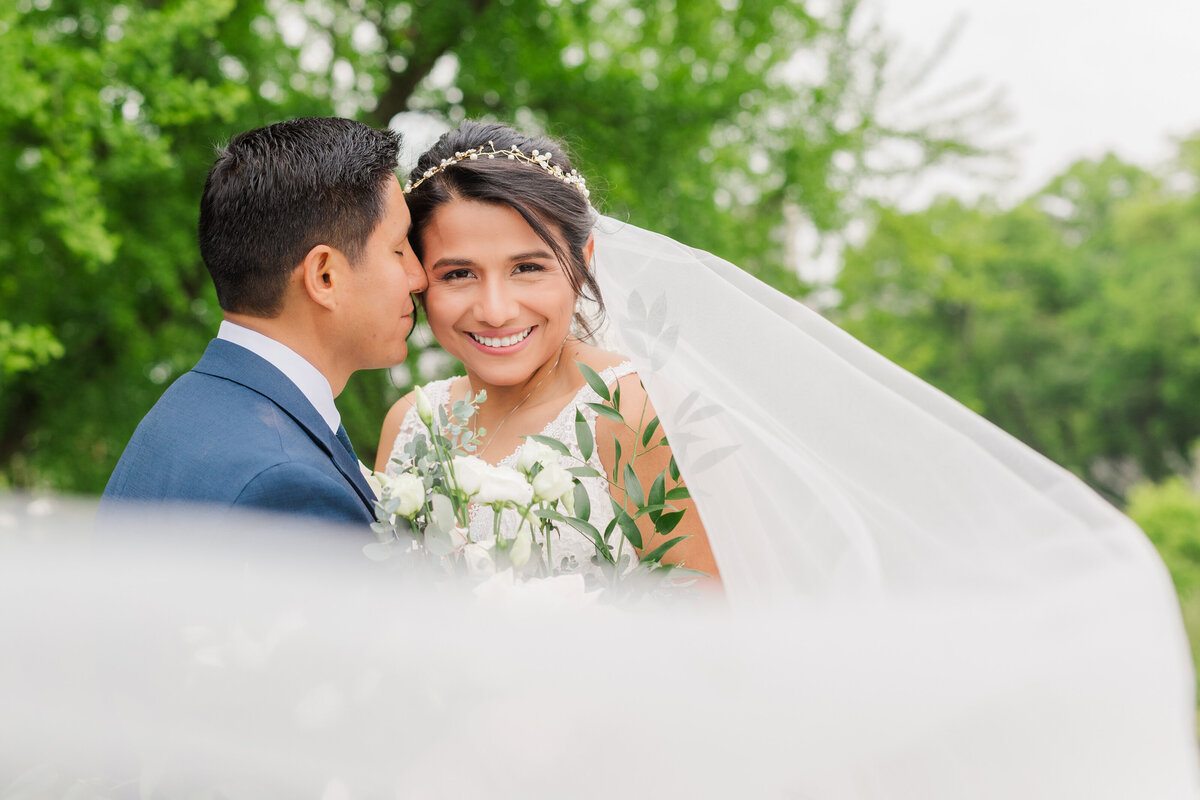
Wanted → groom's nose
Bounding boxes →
[403,249,428,294]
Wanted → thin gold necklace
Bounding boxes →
[473,340,567,458]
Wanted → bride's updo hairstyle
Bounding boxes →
[404,120,604,336]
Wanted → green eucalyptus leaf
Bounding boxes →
[633,503,676,519]
[665,486,691,501]
[623,463,645,507]
[639,535,689,565]
[655,510,687,535]
[648,472,666,519]
[641,416,661,447]
[573,481,591,522]
[575,408,594,461]
[429,493,456,536]
[577,361,611,401]
[614,508,642,550]
[524,434,572,457]
[537,508,613,564]
[362,541,395,562]
[669,454,680,482]
[568,465,603,479]
[424,525,457,557]
[655,565,710,580]
[585,402,625,426]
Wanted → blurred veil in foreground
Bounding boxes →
[2,216,1198,797]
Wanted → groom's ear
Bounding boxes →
[299,244,342,311]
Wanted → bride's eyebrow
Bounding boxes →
[428,249,556,271]
[507,249,555,262]
[429,257,475,270]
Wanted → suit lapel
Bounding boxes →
[193,339,377,513]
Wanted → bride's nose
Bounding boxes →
[474,278,520,326]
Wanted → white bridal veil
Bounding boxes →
[1,218,1198,798]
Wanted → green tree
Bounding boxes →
[0,0,344,490]
[834,137,1200,500]
[2,0,992,492]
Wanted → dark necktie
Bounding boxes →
[335,424,358,463]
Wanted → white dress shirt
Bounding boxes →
[217,320,340,434]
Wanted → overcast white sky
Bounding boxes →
[870,0,1200,204]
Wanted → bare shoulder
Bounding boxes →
[385,390,418,424]
[375,391,418,472]
[570,342,634,378]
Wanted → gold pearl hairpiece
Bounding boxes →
[403,140,590,199]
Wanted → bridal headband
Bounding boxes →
[403,140,591,199]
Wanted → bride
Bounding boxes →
[375,120,720,581]
[364,119,1199,793]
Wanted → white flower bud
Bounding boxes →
[509,519,533,569]
[532,461,574,505]
[414,385,434,426]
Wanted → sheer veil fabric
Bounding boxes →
[589,214,1200,789]
[589,214,1167,601]
[1,218,1198,797]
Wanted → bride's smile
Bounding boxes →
[467,325,535,350]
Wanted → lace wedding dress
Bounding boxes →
[384,361,637,576]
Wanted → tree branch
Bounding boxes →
[371,0,496,126]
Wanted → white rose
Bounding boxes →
[382,471,425,518]
[532,461,575,504]
[515,439,559,474]
[475,464,534,507]
[450,455,489,497]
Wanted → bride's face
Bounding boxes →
[418,198,578,388]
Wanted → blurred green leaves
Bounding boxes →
[4,0,994,492]
[835,136,1200,501]
[0,322,64,376]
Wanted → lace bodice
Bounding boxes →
[385,362,637,576]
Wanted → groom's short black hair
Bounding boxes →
[199,117,402,316]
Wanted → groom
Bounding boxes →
[100,117,426,527]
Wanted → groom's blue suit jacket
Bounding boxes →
[100,339,376,527]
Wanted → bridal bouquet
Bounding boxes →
[367,363,697,594]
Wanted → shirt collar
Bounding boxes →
[217,320,340,434]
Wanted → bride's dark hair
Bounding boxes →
[404,120,604,337]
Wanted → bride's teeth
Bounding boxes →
[472,328,532,348]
